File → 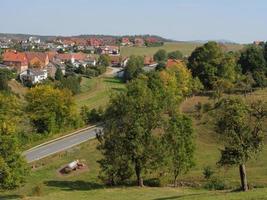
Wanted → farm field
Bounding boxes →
[120,42,244,57]
[2,89,267,200]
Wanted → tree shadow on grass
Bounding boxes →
[104,77,123,84]
[44,180,104,191]
[0,194,21,200]
[153,193,211,200]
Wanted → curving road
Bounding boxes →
[23,126,102,163]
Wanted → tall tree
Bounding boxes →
[238,45,267,86]
[167,50,183,60]
[188,42,236,89]
[98,54,111,67]
[123,55,144,82]
[98,78,164,187]
[215,98,267,191]
[238,45,266,74]
[163,113,195,187]
[55,67,64,81]
[154,49,167,62]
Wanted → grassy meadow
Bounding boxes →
[120,42,243,57]
[2,89,267,200]
[75,76,125,109]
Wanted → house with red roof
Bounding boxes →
[134,38,144,47]
[2,51,28,72]
[25,52,49,68]
[121,37,132,46]
[97,46,120,55]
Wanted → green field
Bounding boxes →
[75,76,125,109]
[2,89,267,200]
[120,42,243,57]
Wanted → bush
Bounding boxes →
[204,177,226,190]
[203,166,214,180]
[81,106,104,124]
[144,178,161,187]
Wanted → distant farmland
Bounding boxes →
[121,42,244,57]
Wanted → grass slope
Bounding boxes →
[2,89,267,200]
[75,76,125,109]
[120,42,243,57]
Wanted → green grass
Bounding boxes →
[75,76,125,109]
[120,42,243,57]
[2,88,267,199]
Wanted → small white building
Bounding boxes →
[20,69,48,85]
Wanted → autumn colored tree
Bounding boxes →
[25,85,81,134]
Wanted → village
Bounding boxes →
[0,35,167,85]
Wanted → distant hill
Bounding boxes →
[0,33,174,42]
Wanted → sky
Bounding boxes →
[0,0,266,43]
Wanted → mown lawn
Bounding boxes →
[2,89,267,200]
[120,42,243,57]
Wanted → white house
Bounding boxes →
[20,69,48,85]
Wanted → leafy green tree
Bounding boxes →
[215,98,267,191]
[0,69,14,91]
[264,42,267,61]
[155,61,166,71]
[123,55,144,82]
[55,67,64,81]
[188,42,231,89]
[0,123,29,189]
[238,45,267,86]
[238,45,266,74]
[253,70,267,88]
[153,49,167,62]
[235,73,256,95]
[98,54,111,67]
[168,50,183,60]
[98,78,163,186]
[0,93,29,189]
[163,113,195,187]
[25,85,81,134]
[211,79,234,102]
[59,75,81,95]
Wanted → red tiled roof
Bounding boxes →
[166,59,183,68]
[25,52,48,64]
[144,56,156,65]
[3,51,28,65]
[56,53,88,61]
[46,51,58,61]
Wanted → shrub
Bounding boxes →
[203,166,214,180]
[144,178,161,187]
[204,177,226,190]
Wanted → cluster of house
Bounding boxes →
[1,50,98,84]
[0,35,162,55]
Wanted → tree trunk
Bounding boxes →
[135,161,144,187]
[173,176,178,187]
[239,164,248,191]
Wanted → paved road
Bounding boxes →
[23,127,102,163]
